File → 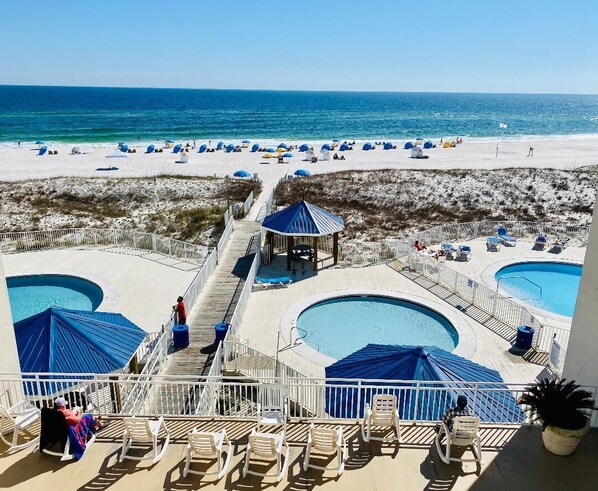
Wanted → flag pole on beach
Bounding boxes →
[497,122,508,157]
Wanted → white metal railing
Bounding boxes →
[243,190,254,216]
[256,188,275,223]
[217,215,234,261]
[0,228,208,265]
[2,373,597,427]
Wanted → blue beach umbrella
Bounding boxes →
[146,144,155,154]
[424,141,434,149]
[251,143,260,152]
[283,152,293,157]
[383,142,394,150]
[233,169,252,178]
[120,144,129,153]
[294,169,311,177]
[35,140,45,145]
[216,141,224,150]
[277,143,288,149]
[242,139,251,144]
[362,142,373,151]
[404,141,414,149]
[38,146,48,156]
[325,344,525,423]
[321,143,331,151]
[265,147,276,153]
[339,143,349,151]
[226,144,235,153]
[332,139,340,142]
[299,144,310,152]
[173,143,182,153]
[198,144,207,153]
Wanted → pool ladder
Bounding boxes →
[278,326,308,353]
[497,276,543,299]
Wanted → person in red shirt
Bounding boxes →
[414,240,427,252]
[173,295,187,325]
[54,397,106,430]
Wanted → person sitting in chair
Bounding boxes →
[436,394,472,433]
[414,240,426,252]
[54,397,106,431]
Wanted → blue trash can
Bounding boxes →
[214,322,229,343]
[172,324,189,349]
[516,325,534,350]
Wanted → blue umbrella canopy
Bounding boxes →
[321,143,331,151]
[294,168,311,177]
[383,142,394,150]
[226,144,235,153]
[277,143,288,149]
[325,344,524,423]
[146,144,155,154]
[424,140,434,149]
[251,143,260,152]
[339,143,349,151]
[216,141,224,150]
[362,142,373,150]
[233,169,252,178]
[120,144,129,153]
[198,144,207,153]
[299,144,310,152]
[14,307,146,378]
[173,143,182,153]
[283,152,293,157]
[404,141,414,149]
[165,139,175,143]
[265,147,276,153]
[35,140,45,144]
[38,146,48,156]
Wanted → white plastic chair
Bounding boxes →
[361,394,402,443]
[183,428,231,479]
[303,424,347,476]
[257,383,288,430]
[0,401,41,451]
[435,416,483,464]
[242,428,289,482]
[119,416,170,464]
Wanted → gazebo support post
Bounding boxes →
[313,236,318,271]
[287,235,294,271]
[333,232,339,265]
[266,231,274,260]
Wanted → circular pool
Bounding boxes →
[7,274,104,322]
[495,262,582,317]
[292,293,461,363]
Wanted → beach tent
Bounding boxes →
[146,144,155,154]
[383,142,394,150]
[226,144,235,153]
[251,144,260,152]
[404,141,414,149]
[173,144,182,153]
[423,141,433,149]
[325,344,525,423]
[339,143,349,151]
[198,144,207,153]
[38,146,48,156]
[362,142,373,151]
[233,169,252,178]
[120,144,129,153]
[320,149,331,161]
[71,147,81,155]
[321,143,331,151]
[294,169,311,177]
[165,139,175,148]
[216,141,225,150]
[299,144,310,152]
[283,152,293,158]
[278,143,288,149]
[14,307,146,392]
[411,147,424,158]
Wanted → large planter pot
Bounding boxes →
[542,422,589,456]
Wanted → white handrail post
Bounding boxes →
[35,374,42,408]
[413,382,420,424]
[356,380,362,421]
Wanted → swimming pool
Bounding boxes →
[296,294,459,361]
[495,262,582,317]
[7,274,104,322]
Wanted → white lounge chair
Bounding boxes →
[303,424,347,476]
[119,416,170,464]
[0,401,41,451]
[486,237,501,252]
[456,245,472,262]
[257,383,288,430]
[242,428,290,481]
[552,238,570,253]
[497,226,517,247]
[441,242,458,260]
[183,428,232,479]
[361,394,402,443]
[435,416,483,464]
[255,276,292,289]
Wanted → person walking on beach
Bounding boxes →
[17,141,20,148]
[527,146,534,157]
[173,296,187,325]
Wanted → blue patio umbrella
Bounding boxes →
[38,146,48,156]
[226,144,235,153]
[277,143,288,149]
[383,142,394,150]
[242,139,251,144]
[294,168,311,177]
[404,141,414,149]
[146,144,155,154]
[424,141,434,149]
[362,142,373,150]
[325,344,525,423]
[283,152,293,157]
[173,143,182,153]
[198,144,207,153]
[120,144,129,153]
[265,147,276,153]
[299,144,310,152]
[216,141,224,150]
[233,169,252,178]
[35,140,45,145]
[321,143,331,151]
[14,307,146,394]
[339,143,349,151]
[251,143,260,152]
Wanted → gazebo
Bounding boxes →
[261,200,345,271]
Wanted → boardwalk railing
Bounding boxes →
[2,372,597,427]
[0,228,208,265]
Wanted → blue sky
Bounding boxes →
[0,0,596,93]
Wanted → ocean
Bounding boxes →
[1,85,598,144]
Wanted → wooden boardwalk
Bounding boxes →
[159,220,261,412]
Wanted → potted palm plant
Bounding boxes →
[518,378,596,456]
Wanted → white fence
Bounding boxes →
[0,228,208,265]
[242,190,254,216]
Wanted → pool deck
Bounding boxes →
[238,255,546,382]
[2,249,197,333]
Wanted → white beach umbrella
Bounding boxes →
[105,150,128,159]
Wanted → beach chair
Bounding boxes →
[361,394,402,443]
[441,242,458,260]
[457,245,472,261]
[255,276,292,289]
[0,401,41,451]
[257,383,288,430]
[119,416,170,464]
[497,226,517,246]
[39,407,96,461]
[242,429,290,481]
[534,234,549,250]
[552,238,570,254]
[303,424,347,476]
[183,428,232,479]
[486,237,501,252]
[435,416,482,464]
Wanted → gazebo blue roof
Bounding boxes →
[14,307,147,375]
[262,200,344,236]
